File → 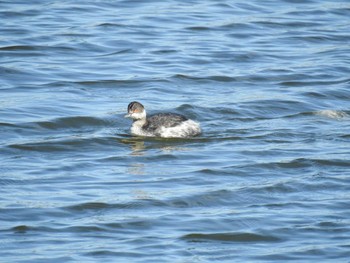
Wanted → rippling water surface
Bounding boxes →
[1,0,350,262]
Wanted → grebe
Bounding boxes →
[125,101,201,138]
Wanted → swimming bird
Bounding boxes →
[125,101,201,138]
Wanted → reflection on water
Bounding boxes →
[120,136,194,155]
[127,163,145,175]
[120,137,146,154]
[123,137,195,175]
[131,189,152,200]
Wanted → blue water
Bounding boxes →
[1,0,350,262]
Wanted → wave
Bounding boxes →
[182,232,280,243]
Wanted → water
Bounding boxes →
[1,0,350,262]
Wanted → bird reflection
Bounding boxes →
[119,136,192,176]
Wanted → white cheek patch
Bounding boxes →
[130,111,146,120]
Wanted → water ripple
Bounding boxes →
[1,0,350,262]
